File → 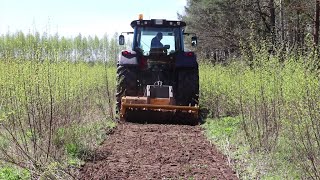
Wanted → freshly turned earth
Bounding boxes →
[79,123,238,180]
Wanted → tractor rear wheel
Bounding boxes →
[116,66,138,113]
[176,68,199,106]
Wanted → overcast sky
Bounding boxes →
[0,0,187,37]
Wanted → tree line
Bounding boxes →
[180,0,320,62]
[0,31,129,63]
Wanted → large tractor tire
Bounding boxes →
[116,66,138,113]
[176,68,199,106]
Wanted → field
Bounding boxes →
[79,123,237,179]
[0,59,117,179]
[0,32,320,179]
[0,32,119,179]
[200,51,320,179]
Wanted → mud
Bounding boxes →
[79,123,238,179]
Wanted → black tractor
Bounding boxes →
[117,15,199,124]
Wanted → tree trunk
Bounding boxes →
[269,0,276,45]
[280,0,285,44]
[296,10,301,51]
[314,0,320,47]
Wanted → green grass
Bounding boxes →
[200,51,320,179]
[0,59,117,178]
[0,60,116,104]
[61,119,117,168]
[1,31,319,179]
[0,166,30,180]
[0,31,123,179]
[202,117,301,179]
[56,119,116,158]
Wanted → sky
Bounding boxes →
[0,0,187,38]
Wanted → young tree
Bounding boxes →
[314,0,320,47]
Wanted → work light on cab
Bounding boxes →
[139,14,143,20]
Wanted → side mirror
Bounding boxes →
[119,35,125,45]
[164,45,170,49]
[191,36,197,46]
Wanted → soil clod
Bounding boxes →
[79,123,238,179]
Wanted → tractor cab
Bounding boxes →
[119,16,197,57]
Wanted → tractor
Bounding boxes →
[117,15,199,124]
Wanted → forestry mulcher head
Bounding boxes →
[117,15,199,124]
[120,81,199,124]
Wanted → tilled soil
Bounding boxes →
[79,123,238,179]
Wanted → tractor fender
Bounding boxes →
[117,50,139,66]
[175,52,198,68]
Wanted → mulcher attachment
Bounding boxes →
[120,82,199,125]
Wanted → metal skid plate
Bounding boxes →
[120,83,199,123]
[120,96,199,122]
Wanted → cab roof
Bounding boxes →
[130,19,186,28]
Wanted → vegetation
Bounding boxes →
[180,0,320,62]
[111,7,320,178]
[200,48,320,179]
[180,1,320,178]
[0,32,120,179]
[1,2,320,178]
[2,30,320,179]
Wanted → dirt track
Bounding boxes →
[79,123,238,179]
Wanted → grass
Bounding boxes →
[202,117,301,179]
[0,166,30,180]
[0,58,117,178]
[57,119,116,160]
[200,50,320,179]
[1,30,320,179]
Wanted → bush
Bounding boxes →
[200,49,320,179]
[0,166,30,180]
[0,60,117,178]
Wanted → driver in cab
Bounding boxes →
[150,32,163,49]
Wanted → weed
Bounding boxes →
[0,166,30,180]
[201,49,320,179]
[0,31,119,178]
